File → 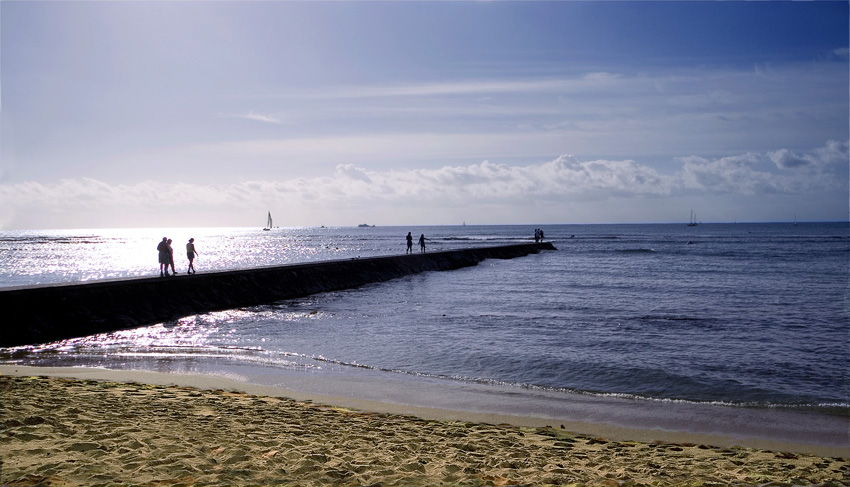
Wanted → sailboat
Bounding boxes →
[687,210,698,227]
[263,212,272,231]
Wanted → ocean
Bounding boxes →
[1,223,848,446]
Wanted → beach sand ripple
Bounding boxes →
[2,376,847,486]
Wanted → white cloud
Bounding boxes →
[768,149,809,169]
[279,77,598,100]
[768,140,849,170]
[334,164,373,184]
[2,141,845,229]
[811,139,849,166]
[679,140,848,195]
[679,153,779,194]
[220,112,282,124]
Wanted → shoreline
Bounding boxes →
[3,365,848,459]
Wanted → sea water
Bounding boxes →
[1,223,848,445]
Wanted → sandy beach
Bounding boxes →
[2,369,848,487]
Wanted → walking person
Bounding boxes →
[186,238,199,274]
[167,239,177,275]
[157,237,171,277]
[406,232,413,254]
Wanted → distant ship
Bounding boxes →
[357,223,375,228]
[687,210,698,227]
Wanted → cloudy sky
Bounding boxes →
[1,1,847,230]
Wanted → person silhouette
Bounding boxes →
[418,234,429,253]
[406,232,413,254]
[186,238,199,274]
[157,237,171,277]
[167,239,177,275]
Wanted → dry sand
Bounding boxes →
[2,373,848,487]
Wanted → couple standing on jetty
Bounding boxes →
[405,232,430,254]
[157,237,199,277]
[534,228,545,243]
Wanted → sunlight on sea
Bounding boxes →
[0,226,348,286]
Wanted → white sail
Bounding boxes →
[264,212,272,231]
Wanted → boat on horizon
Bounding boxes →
[687,210,698,227]
[263,212,273,231]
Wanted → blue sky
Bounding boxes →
[1,1,847,229]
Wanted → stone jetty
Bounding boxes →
[0,242,555,347]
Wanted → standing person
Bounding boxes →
[186,238,199,274]
[157,237,171,277]
[418,234,429,253]
[167,239,177,275]
[406,232,413,254]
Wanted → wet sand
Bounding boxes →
[2,369,847,486]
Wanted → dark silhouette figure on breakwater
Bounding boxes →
[418,234,429,253]
[186,238,199,274]
[534,228,545,242]
[406,232,413,254]
[167,239,177,275]
[157,237,171,277]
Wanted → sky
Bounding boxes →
[1,1,848,230]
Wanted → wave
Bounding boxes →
[5,343,847,413]
[0,237,108,246]
[1,343,317,370]
[439,236,532,242]
[638,314,710,323]
[302,353,849,412]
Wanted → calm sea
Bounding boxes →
[1,223,848,443]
